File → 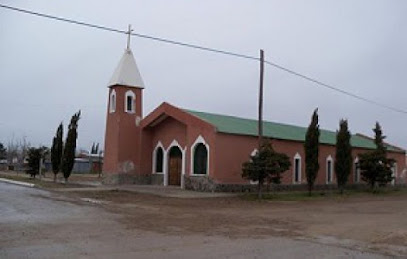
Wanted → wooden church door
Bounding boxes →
[168,147,182,186]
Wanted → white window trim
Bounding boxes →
[109,89,116,113]
[251,149,258,157]
[249,148,259,185]
[326,155,334,184]
[391,162,398,186]
[293,153,302,184]
[124,90,136,113]
[164,140,186,189]
[354,157,360,183]
[152,141,165,174]
[249,149,259,184]
[190,135,210,176]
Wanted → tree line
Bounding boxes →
[0,111,81,182]
[242,109,396,198]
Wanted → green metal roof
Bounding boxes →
[186,110,403,153]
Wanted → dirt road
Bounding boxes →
[1,182,400,258]
[69,189,407,257]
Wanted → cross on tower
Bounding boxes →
[126,24,133,50]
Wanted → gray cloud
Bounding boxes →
[1,0,406,151]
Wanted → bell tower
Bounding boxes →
[103,26,144,183]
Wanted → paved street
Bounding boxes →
[0,182,391,258]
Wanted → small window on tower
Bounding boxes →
[109,90,116,113]
[126,96,133,112]
[124,90,135,113]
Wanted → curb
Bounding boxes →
[0,178,35,187]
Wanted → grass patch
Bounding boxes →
[240,188,407,201]
[0,173,90,189]
[241,191,334,201]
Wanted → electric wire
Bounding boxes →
[1,3,406,115]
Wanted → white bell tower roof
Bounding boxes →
[108,48,145,88]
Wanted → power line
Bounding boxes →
[1,3,406,115]
[264,61,407,114]
[0,4,259,61]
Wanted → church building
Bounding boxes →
[102,46,406,191]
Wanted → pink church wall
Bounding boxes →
[150,117,187,149]
[139,105,216,177]
[106,98,406,187]
[103,86,143,176]
[212,132,406,186]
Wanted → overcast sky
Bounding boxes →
[1,0,406,151]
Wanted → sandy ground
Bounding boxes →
[64,189,407,257]
[1,179,407,258]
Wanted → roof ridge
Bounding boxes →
[184,109,332,133]
[183,108,403,153]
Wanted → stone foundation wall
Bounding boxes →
[151,174,164,185]
[184,176,218,192]
[103,173,151,185]
[183,175,406,192]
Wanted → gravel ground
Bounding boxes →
[1,182,406,258]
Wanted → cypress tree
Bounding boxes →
[51,123,63,182]
[304,108,320,196]
[242,141,291,199]
[359,122,394,189]
[0,143,6,160]
[61,111,81,182]
[26,146,49,178]
[335,119,352,194]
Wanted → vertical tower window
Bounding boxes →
[109,90,116,113]
[125,90,135,113]
[126,96,133,112]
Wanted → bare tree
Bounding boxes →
[6,136,30,171]
[17,137,30,170]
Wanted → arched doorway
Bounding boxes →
[168,146,182,186]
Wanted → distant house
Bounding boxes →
[73,153,103,174]
[0,159,7,171]
[44,153,103,174]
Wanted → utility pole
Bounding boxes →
[258,49,264,149]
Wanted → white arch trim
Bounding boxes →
[248,148,259,184]
[124,90,136,113]
[354,157,360,183]
[152,141,165,174]
[293,153,302,184]
[326,155,334,184]
[391,162,398,186]
[190,135,210,176]
[109,89,116,113]
[164,139,186,189]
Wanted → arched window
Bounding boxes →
[326,155,333,184]
[155,147,164,173]
[293,153,301,184]
[109,90,116,113]
[125,90,135,113]
[193,143,208,175]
